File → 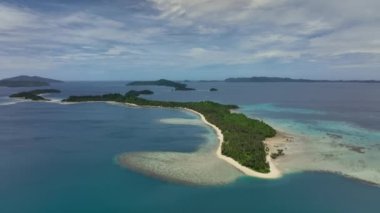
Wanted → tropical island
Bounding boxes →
[125,90,154,96]
[0,75,63,87]
[10,89,61,101]
[63,90,277,174]
[127,79,195,91]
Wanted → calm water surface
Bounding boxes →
[0,82,379,213]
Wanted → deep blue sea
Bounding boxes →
[1,82,379,213]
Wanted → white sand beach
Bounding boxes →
[184,108,282,179]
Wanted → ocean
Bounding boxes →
[0,81,379,212]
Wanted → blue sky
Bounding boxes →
[0,0,379,80]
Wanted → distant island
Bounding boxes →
[10,89,61,101]
[0,75,63,87]
[63,90,276,174]
[225,76,380,83]
[128,79,195,91]
[210,88,218,92]
[125,90,154,97]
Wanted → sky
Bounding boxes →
[0,0,379,80]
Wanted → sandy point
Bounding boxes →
[183,108,282,179]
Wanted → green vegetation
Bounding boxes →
[127,79,195,91]
[270,149,284,159]
[125,90,154,97]
[63,90,276,173]
[10,89,61,101]
[62,93,127,102]
[210,88,218,92]
[0,75,63,87]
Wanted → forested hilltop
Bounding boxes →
[10,89,61,101]
[128,79,195,91]
[0,75,63,87]
[63,90,276,173]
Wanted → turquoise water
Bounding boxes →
[239,104,380,184]
[1,82,380,212]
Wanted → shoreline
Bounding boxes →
[113,99,282,179]
[81,100,283,179]
[183,108,282,179]
[10,97,380,185]
[10,97,282,179]
[33,98,282,180]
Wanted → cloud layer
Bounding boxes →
[0,0,379,80]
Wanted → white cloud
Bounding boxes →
[104,46,144,56]
[105,46,128,56]
[241,34,299,50]
[1,0,380,78]
[297,20,333,36]
[310,25,380,56]
[182,46,301,66]
[0,3,164,65]
[150,0,380,69]
[253,50,301,60]
[0,56,55,71]
[196,25,225,35]
[183,47,234,63]
[0,4,38,30]
[58,12,125,28]
[150,0,280,26]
